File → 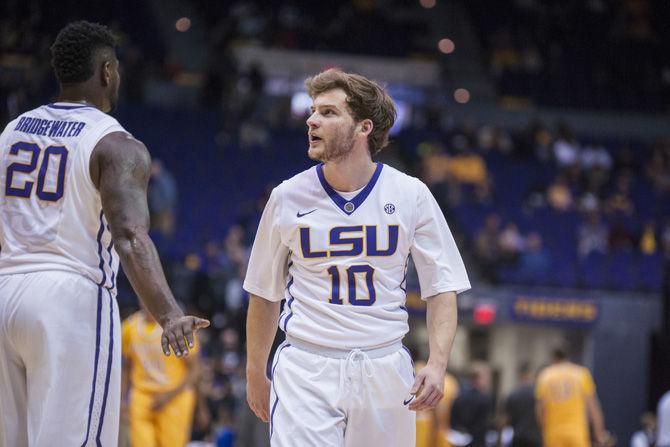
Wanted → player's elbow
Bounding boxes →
[112,224,151,255]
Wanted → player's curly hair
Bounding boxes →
[305,69,397,156]
[50,21,117,84]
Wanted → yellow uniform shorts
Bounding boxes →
[129,388,196,447]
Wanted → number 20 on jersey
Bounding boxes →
[5,142,68,202]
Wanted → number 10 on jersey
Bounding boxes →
[327,265,376,306]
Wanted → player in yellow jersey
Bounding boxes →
[535,346,610,447]
[122,307,201,447]
[415,360,459,447]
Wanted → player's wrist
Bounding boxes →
[246,364,269,381]
[157,308,185,328]
[426,357,448,372]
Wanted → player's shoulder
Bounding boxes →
[270,164,320,200]
[281,165,318,188]
[379,163,428,193]
[574,363,593,379]
[536,363,557,382]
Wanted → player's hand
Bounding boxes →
[409,361,445,411]
[160,315,210,357]
[595,430,616,447]
[151,391,174,411]
[247,370,272,422]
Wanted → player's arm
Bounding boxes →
[535,398,545,432]
[410,291,457,411]
[90,132,208,357]
[246,294,280,422]
[586,393,608,445]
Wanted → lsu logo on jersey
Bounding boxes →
[299,225,400,306]
[299,225,399,258]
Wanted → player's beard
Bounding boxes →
[308,123,356,162]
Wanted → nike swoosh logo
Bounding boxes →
[403,395,415,406]
[296,209,317,218]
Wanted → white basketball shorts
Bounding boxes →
[269,336,417,447]
[0,271,120,447]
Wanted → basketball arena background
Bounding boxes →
[1,0,669,445]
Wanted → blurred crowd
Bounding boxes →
[466,0,670,110]
[409,118,669,289]
[2,1,669,445]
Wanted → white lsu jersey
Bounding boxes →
[243,162,471,350]
[0,102,126,290]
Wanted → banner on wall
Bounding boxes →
[511,296,600,325]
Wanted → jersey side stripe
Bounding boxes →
[95,210,107,287]
[104,222,116,291]
[95,289,115,444]
[80,288,102,447]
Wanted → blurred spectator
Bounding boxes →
[631,412,656,447]
[214,407,236,447]
[499,223,525,263]
[578,212,609,258]
[553,124,580,170]
[516,233,551,282]
[663,220,670,255]
[451,362,494,447]
[148,159,178,237]
[577,182,602,214]
[640,221,658,255]
[580,143,613,172]
[609,221,637,251]
[475,214,503,282]
[546,175,574,212]
[499,363,541,447]
[580,143,613,189]
[657,389,670,447]
[605,174,635,216]
[647,141,670,194]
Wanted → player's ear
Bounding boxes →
[359,119,373,136]
[101,60,112,87]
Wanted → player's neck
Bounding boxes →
[322,150,376,192]
[57,84,106,111]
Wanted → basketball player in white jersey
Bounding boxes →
[244,69,471,446]
[0,21,208,447]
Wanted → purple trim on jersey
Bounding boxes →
[400,256,410,293]
[270,342,291,440]
[402,345,415,377]
[269,396,280,438]
[95,289,115,446]
[282,297,294,331]
[105,223,116,291]
[280,267,295,331]
[81,288,103,447]
[47,103,94,110]
[316,162,384,215]
[95,210,108,287]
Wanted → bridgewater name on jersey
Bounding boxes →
[0,103,126,291]
[243,162,470,350]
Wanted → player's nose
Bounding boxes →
[306,113,320,128]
